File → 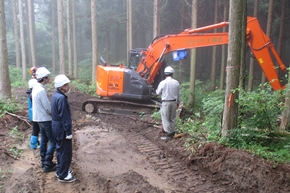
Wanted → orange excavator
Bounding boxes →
[82,17,286,115]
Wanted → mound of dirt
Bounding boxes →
[0,88,290,193]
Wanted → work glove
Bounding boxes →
[66,134,73,139]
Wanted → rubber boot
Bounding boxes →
[30,135,38,149]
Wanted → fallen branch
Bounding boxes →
[6,112,31,127]
[0,148,19,160]
[174,133,186,138]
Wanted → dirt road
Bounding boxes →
[1,90,290,193]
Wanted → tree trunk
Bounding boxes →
[239,1,247,90]
[25,0,32,68]
[19,0,27,82]
[67,0,72,76]
[261,0,274,88]
[153,0,159,38]
[179,1,185,84]
[27,0,36,67]
[221,0,246,137]
[210,0,218,91]
[12,0,21,68]
[91,0,97,84]
[220,0,228,90]
[127,0,132,56]
[247,0,259,92]
[189,0,197,105]
[276,0,286,76]
[0,0,12,99]
[51,0,56,74]
[72,0,78,78]
[279,0,288,131]
[57,0,66,74]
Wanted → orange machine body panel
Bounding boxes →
[96,65,125,97]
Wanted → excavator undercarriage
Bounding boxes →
[82,98,161,115]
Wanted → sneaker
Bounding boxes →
[42,165,57,173]
[55,170,73,178]
[58,173,76,183]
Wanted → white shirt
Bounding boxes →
[32,82,52,122]
[156,76,180,105]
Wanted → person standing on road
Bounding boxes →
[26,78,40,149]
[32,67,57,173]
[156,66,180,140]
[51,74,76,183]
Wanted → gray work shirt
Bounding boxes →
[156,76,180,105]
[32,82,52,122]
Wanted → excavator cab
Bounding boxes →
[128,48,146,70]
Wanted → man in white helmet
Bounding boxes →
[156,66,181,140]
[51,74,76,183]
[32,67,57,172]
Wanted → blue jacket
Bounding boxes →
[51,90,72,140]
[26,89,33,121]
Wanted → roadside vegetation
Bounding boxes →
[176,81,290,164]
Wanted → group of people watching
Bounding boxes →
[26,67,76,183]
[25,65,180,183]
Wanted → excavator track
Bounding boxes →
[82,98,160,115]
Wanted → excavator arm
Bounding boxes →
[246,17,286,90]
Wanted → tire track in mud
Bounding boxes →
[121,130,232,193]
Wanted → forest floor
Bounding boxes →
[1,87,290,193]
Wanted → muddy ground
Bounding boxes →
[1,87,290,193]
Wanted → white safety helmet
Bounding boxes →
[36,67,50,80]
[164,66,174,76]
[28,79,38,89]
[54,74,71,88]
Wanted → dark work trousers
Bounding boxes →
[32,121,40,136]
[56,138,72,179]
[38,121,56,166]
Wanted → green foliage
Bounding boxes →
[9,146,23,159]
[236,84,284,131]
[223,127,290,163]
[201,89,225,130]
[151,110,161,121]
[178,82,290,163]
[8,127,24,159]
[9,126,24,142]
[0,167,12,179]
[77,59,93,81]
[0,98,22,118]
[9,66,26,87]
[70,80,96,96]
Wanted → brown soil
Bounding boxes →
[1,87,290,193]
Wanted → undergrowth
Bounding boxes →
[70,80,96,95]
[176,82,290,164]
[0,98,22,118]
